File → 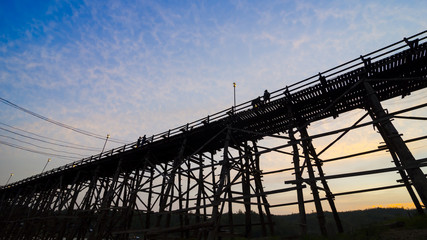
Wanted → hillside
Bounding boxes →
[221,208,426,239]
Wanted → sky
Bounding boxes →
[1,0,427,214]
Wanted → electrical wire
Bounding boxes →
[0,140,79,161]
[0,121,101,151]
[0,97,129,144]
[0,126,99,152]
[0,134,88,157]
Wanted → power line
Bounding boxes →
[0,134,88,157]
[0,140,79,161]
[0,97,129,144]
[0,121,102,151]
[0,126,99,152]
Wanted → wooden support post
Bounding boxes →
[289,128,307,235]
[178,158,184,238]
[165,166,175,229]
[39,177,59,214]
[369,111,424,214]
[76,166,100,239]
[241,142,252,238]
[227,167,234,236]
[156,137,187,231]
[146,166,154,229]
[300,127,344,233]
[208,128,231,240]
[300,129,328,236]
[196,154,204,223]
[116,170,138,240]
[364,81,427,209]
[184,161,191,239]
[211,151,217,196]
[9,185,38,238]
[252,140,275,236]
[94,176,109,209]
[5,186,27,223]
[116,168,144,240]
[89,159,123,240]
[390,150,424,214]
[57,171,82,239]
[155,164,168,228]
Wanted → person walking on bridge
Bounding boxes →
[137,136,142,147]
[263,90,270,103]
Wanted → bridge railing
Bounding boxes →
[2,31,427,190]
[149,30,427,142]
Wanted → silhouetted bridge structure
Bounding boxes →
[1,31,427,239]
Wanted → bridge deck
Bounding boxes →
[2,34,427,193]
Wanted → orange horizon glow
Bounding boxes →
[366,202,416,210]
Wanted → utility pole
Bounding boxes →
[41,158,51,173]
[233,82,236,107]
[5,173,13,185]
[101,134,110,154]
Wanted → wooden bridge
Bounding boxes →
[1,31,427,239]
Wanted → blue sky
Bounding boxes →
[1,0,427,213]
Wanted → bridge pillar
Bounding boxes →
[208,128,231,240]
[57,171,82,239]
[208,128,274,240]
[76,165,100,239]
[299,127,344,234]
[155,137,187,233]
[240,142,253,237]
[367,108,424,214]
[288,128,307,235]
[285,89,342,235]
[299,127,328,236]
[3,185,33,239]
[388,150,424,214]
[2,185,25,236]
[145,164,154,229]
[89,159,123,240]
[252,140,275,236]
[364,81,427,210]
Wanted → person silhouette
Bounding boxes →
[263,90,270,103]
[252,96,261,108]
[141,135,146,145]
[137,136,142,147]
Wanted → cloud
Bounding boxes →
[1,0,427,214]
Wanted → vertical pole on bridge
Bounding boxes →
[184,160,191,239]
[208,127,232,240]
[285,88,340,236]
[196,154,204,224]
[146,166,154,229]
[227,162,235,236]
[367,104,424,214]
[57,171,82,239]
[251,140,275,236]
[299,127,344,234]
[89,159,123,240]
[389,150,424,214]
[364,81,427,210]
[155,163,168,228]
[289,128,307,235]
[240,142,252,238]
[233,82,236,107]
[299,128,328,237]
[118,167,142,240]
[76,165,100,239]
[178,156,184,238]
[155,137,187,234]
[6,184,35,238]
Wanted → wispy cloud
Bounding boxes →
[0,0,426,211]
